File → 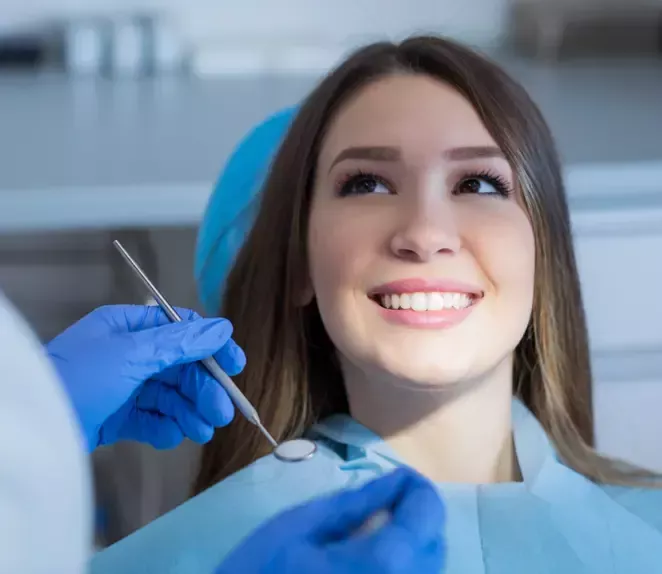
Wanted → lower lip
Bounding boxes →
[373,299,476,329]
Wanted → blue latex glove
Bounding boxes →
[215,467,446,574]
[46,305,245,451]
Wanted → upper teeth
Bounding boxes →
[380,292,472,311]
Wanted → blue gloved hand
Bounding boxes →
[46,305,245,451]
[215,467,446,574]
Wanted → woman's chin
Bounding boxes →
[374,361,483,392]
[366,344,485,387]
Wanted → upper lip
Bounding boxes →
[369,278,484,297]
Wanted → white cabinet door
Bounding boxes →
[576,233,662,351]
[594,380,662,472]
[570,173,662,472]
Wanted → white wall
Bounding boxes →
[178,0,509,47]
[2,0,510,49]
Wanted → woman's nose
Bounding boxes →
[389,199,461,262]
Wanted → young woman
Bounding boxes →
[91,35,662,574]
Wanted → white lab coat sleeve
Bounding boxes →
[0,292,93,574]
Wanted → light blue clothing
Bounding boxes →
[194,106,297,314]
[90,399,662,573]
[0,292,91,574]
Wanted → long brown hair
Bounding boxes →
[194,36,657,494]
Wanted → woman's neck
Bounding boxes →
[342,358,519,484]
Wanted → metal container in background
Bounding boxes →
[64,17,112,75]
[145,14,187,74]
[63,13,187,78]
[110,16,147,77]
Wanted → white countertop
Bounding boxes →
[1,56,661,232]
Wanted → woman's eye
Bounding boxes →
[456,175,510,197]
[339,174,392,197]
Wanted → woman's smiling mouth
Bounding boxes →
[376,291,474,311]
[368,278,483,328]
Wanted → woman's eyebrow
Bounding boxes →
[328,145,505,172]
[445,146,505,161]
[328,146,399,172]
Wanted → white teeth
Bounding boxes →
[379,292,473,311]
[411,293,426,311]
[428,292,444,310]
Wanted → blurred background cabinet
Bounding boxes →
[512,0,662,59]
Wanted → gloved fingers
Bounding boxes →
[382,470,445,540]
[351,521,445,573]
[321,468,442,544]
[154,334,245,383]
[90,304,202,333]
[121,409,185,449]
[153,361,237,427]
[213,337,246,376]
[419,537,447,571]
[136,381,215,444]
[347,475,444,570]
[126,317,235,380]
[176,364,235,427]
[102,304,203,330]
[287,468,418,541]
[255,544,334,574]
[151,328,244,429]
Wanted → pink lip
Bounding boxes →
[375,305,475,329]
[369,278,483,297]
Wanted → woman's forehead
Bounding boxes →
[317,74,500,170]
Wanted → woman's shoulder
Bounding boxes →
[89,438,361,574]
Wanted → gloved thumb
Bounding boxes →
[125,318,235,380]
[282,468,429,541]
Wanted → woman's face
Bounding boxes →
[307,74,535,387]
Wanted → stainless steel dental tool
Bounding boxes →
[112,239,279,449]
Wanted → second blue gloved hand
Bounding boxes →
[46,304,246,451]
[215,467,446,574]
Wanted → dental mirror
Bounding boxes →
[273,438,317,462]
